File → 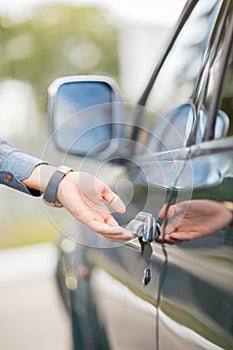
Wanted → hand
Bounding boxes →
[56,171,135,242]
[23,165,135,242]
[157,200,232,244]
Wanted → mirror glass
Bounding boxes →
[51,81,114,155]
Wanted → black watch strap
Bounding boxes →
[43,166,73,207]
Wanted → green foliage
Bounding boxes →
[0,4,119,113]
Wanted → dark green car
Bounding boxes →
[49,0,233,349]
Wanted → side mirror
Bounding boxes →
[48,75,125,158]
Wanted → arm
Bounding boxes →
[0,138,47,196]
[0,139,134,242]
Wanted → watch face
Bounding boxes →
[57,166,73,175]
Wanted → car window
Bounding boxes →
[135,0,231,152]
[147,0,222,108]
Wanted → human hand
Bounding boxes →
[23,164,134,242]
[157,200,232,244]
[57,171,135,242]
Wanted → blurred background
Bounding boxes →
[0,0,185,349]
[0,0,185,250]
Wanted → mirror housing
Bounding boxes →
[48,75,125,159]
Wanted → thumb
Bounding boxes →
[102,185,126,214]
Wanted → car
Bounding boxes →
[48,0,233,349]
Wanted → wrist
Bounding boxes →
[43,166,73,207]
[22,164,56,193]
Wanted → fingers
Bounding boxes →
[72,210,135,242]
[157,230,200,244]
[158,201,191,220]
[88,220,136,242]
[102,185,126,214]
[78,173,126,214]
[158,204,177,234]
[168,232,191,241]
[77,172,126,214]
[156,232,182,244]
[158,203,176,220]
[105,213,120,227]
[158,201,191,236]
[165,216,184,233]
[59,171,133,242]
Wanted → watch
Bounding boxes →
[43,166,73,207]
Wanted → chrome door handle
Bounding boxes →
[126,212,161,243]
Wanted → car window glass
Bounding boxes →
[146,0,222,113]
[137,0,225,152]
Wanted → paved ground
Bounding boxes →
[0,244,72,350]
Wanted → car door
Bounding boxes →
[128,0,233,349]
[54,1,233,349]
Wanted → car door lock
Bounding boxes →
[142,267,152,286]
[126,212,161,242]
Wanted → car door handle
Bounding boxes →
[126,212,161,243]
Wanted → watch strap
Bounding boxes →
[43,166,73,207]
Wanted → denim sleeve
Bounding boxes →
[0,138,48,196]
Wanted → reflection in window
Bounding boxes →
[147,0,222,114]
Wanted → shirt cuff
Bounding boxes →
[0,148,48,197]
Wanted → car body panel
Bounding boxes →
[54,0,233,349]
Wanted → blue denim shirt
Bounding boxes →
[0,138,46,196]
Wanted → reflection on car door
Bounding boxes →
[130,0,233,349]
